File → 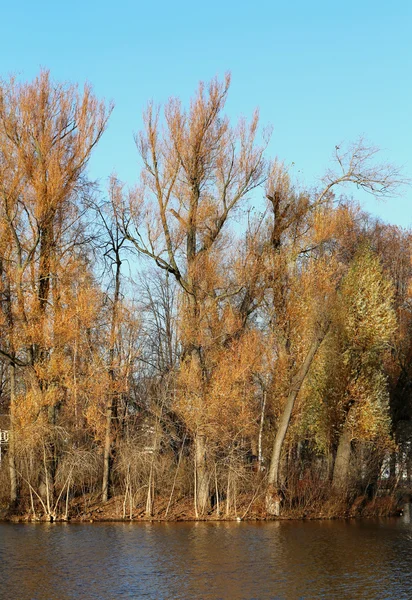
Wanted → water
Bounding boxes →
[1,513,412,599]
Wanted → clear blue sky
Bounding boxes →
[2,1,411,226]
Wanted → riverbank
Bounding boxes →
[1,491,404,523]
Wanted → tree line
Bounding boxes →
[0,70,410,521]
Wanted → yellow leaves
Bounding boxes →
[286,245,397,453]
[340,245,397,351]
[14,390,41,427]
[347,371,392,446]
[13,382,64,434]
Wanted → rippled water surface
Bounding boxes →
[1,511,412,599]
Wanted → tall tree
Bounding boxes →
[93,177,130,503]
[331,246,396,492]
[261,144,403,514]
[0,70,111,509]
[118,74,267,514]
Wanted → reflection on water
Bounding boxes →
[1,514,412,599]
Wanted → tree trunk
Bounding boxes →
[258,388,267,469]
[266,321,330,515]
[101,401,113,503]
[1,263,18,505]
[195,432,209,516]
[8,363,17,505]
[332,421,352,493]
[102,251,121,502]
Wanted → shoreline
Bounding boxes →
[1,492,404,524]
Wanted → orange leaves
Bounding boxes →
[206,330,264,438]
[175,330,264,442]
[174,354,204,429]
[122,73,268,301]
[0,70,111,214]
[312,203,358,248]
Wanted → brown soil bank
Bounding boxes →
[2,492,404,523]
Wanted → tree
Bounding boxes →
[331,245,396,492]
[118,74,267,514]
[0,69,111,509]
[261,143,403,514]
[89,177,130,503]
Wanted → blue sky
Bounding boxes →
[2,1,411,226]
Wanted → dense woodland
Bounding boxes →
[0,71,411,521]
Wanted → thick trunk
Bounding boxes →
[266,321,330,515]
[8,364,17,505]
[1,263,18,505]
[36,221,57,511]
[185,287,210,517]
[332,421,352,493]
[38,224,53,314]
[195,432,209,516]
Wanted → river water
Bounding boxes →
[1,511,412,599]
